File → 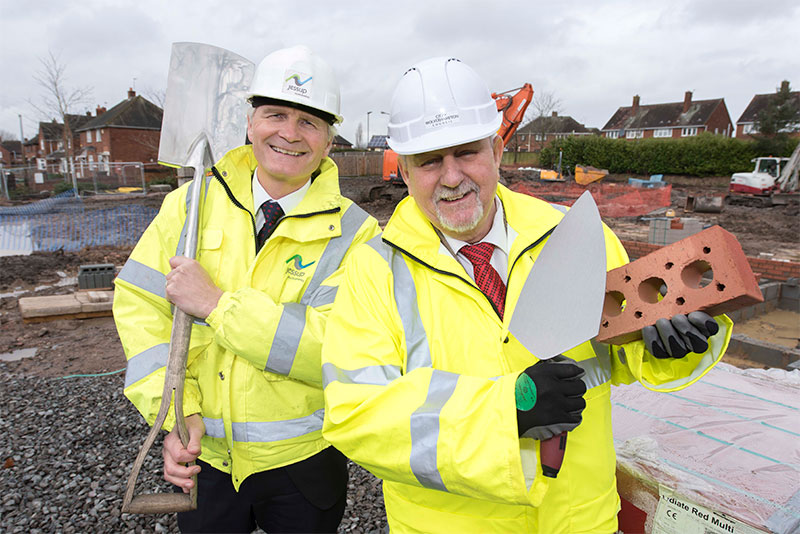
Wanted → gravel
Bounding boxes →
[0,365,387,533]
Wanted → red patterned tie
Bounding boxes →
[256,200,284,252]
[460,242,506,319]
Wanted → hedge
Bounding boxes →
[539,134,799,177]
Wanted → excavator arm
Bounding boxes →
[492,83,534,148]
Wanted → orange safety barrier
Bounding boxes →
[509,181,672,218]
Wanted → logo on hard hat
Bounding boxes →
[424,111,460,129]
[282,70,313,99]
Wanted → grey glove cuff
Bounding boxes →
[520,419,582,441]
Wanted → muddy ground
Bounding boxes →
[0,173,797,379]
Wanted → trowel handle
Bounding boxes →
[541,432,567,478]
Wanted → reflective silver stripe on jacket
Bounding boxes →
[368,237,456,491]
[409,369,459,491]
[366,237,432,371]
[117,259,166,299]
[205,412,324,442]
[322,362,402,388]
[231,410,324,442]
[264,204,370,376]
[580,341,613,388]
[203,417,225,439]
[124,343,169,388]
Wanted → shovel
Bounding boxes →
[122,42,254,514]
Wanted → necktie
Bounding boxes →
[460,242,506,319]
[256,200,284,252]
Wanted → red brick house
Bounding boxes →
[74,89,163,171]
[35,114,93,170]
[512,112,599,151]
[0,140,23,166]
[602,91,733,140]
[735,81,800,139]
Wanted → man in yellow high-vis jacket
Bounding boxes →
[321,56,731,533]
[113,46,380,533]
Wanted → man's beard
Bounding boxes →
[434,179,484,235]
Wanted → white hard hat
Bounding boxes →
[387,57,502,155]
[246,45,342,124]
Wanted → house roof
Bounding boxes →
[76,95,163,132]
[737,90,800,124]
[518,114,595,134]
[332,134,352,147]
[1,140,22,154]
[39,114,93,140]
[368,135,389,149]
[602,97,725,131]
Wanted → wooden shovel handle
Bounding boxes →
[121,308,198,514]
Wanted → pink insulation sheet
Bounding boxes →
[611,362,800,533]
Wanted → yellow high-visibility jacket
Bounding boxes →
[322,185,731,533]
[113,145,381,490]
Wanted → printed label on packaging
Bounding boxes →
[652,486,767,534]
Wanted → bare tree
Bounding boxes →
[30,51,92,195]
[354,122,365,149]
[0,130,18,142]
[143,87,167,108]
[529,91,562,153]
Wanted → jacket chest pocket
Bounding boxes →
[198,228,224,280]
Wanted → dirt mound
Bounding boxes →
[0,246,132,288]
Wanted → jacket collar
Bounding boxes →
[383,184,564,272]
[212,145,344,216]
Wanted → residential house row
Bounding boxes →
[511,81,799,152]
[11,89,162,182]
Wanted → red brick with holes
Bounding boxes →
[598,226,763,344]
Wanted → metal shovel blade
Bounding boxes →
[158,42,254,168]
[508,191,607,359]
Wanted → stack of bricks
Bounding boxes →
[599,226,764,344]
[621,240,800,282]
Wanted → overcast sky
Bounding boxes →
[1,0,798,150]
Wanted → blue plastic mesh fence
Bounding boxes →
[0,190,158,253]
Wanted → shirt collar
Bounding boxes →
[252,167,311,215]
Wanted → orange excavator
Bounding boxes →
[371,83,534,201]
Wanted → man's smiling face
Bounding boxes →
[399,136,503,243]
[247,104,332,196]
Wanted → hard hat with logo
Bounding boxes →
[387,57,502,155]
[246,45,342,124]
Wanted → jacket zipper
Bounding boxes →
[211,166,341,254]
[382,226,555,320]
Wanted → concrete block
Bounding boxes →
[763,283,780,302]
[598,225,764,344]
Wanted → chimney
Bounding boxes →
[780,80,789,92]
[128,88,136,98]
[96,105,107,116]
[552,111,558,117]
[683,91,692,113]
[632,95,640,114]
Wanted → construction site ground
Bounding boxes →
[1,173,797,533]
[1,172,798,378]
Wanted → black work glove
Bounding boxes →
[643,311,720,359]
[515,355,587,440]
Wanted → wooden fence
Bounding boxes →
[330,152,384,177]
